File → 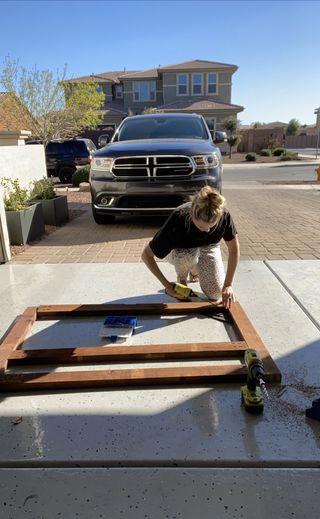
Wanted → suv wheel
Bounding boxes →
[59,166,75,184]
[92,205,115,224]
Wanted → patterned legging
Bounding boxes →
[166,244,225,300]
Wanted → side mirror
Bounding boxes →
[214,131,228,144]
[98,135,110,148]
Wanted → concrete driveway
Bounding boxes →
[1,164,320,518]
[8,167,320,263]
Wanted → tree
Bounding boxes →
[0,56,105,144]
[251,121,265,128]
[286,118,301,136]
[223,116,242,158]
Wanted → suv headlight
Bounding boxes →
[91,157,114,171]
[192,153,219,169]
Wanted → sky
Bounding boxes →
[1,0,320,125]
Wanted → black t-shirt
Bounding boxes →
[149,202,237,259]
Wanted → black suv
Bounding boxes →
[46,138,96,183]
[90,113,223,224]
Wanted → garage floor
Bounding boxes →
[0,261,319,518]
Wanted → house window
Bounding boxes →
[133,81,156,101]
[192,74,203,95]
[177,74,188,95]
[96,85,103,93]
[115,85,123,98]
[207,73,217,94]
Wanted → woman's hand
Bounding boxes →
[221,285,235,309]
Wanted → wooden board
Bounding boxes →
[0,302,281,392]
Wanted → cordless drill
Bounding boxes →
[172,283,195,299]
[241,349,269,414]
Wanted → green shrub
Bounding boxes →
[279,152,300,161]
[245,153,257,162]
[272,147,286,156]
[30,177,56,200]
[259,148,272,156]
[72,166,90,187]
[0,177,30,211]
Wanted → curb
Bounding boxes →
[223,160,319,169]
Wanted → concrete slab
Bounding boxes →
[265,260,320,329]
[1,468,319,519]
[0,262,319,516]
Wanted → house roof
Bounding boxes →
[119,69,159,80]
[102,101,127,115]
[159,59,238,72]
[67,59,238,84]
[240,121,289,131]
[0,92,34,131]
[64,71,138,84]
[157,98,244,112]
[261,121,287,128]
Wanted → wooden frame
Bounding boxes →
[0,302,281,392]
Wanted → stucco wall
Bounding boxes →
[162,71,232,105]
[0,189,11,262]
[0,144,46,262]
[0,144,46,187]
[122,79,163,113]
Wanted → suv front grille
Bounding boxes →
[117,195,185,208]
[112,155,194,178]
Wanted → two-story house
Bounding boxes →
[66,59,243,139]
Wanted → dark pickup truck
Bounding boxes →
[90,113,223,224]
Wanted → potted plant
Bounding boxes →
[29,177,69,226]
[1,177,44,245]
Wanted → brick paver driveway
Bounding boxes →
[8,185,320,264]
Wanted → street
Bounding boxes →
[223,162,318,183]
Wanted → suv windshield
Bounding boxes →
[115,116,209,141]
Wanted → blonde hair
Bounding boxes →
[190,186,226,223]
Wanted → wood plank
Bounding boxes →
[0,301,281,392]
[36,302,223,318]
[0,307,37,372]
[0,364,249,391]
[229,302,281,382]
[8,341,247,365]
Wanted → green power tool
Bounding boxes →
[241,349,269,414]
[172,282,195,299]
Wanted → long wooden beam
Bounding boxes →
[0,307,37,372]
[0,364,250,391]
[36,302,223,318]
[8,341,247,365]
[229,302,281,381]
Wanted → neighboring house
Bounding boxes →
[238,122,287,153]
[0,92,34,132]
[239,118,320,152]
[64,59,244,138]
[299,124,318,136]
[238,127,285,153]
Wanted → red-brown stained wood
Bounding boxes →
[8,341,247,365]
[0,302,282,391]
[0,364,249,391]
[229,302,281,382]
[0,307,37,372]
[37,302,222,318]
